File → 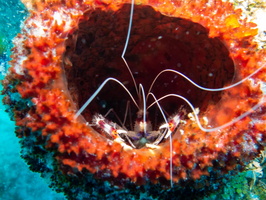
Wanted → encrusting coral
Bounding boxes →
[1,0,266,199]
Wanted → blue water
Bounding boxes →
[0,0,64,199]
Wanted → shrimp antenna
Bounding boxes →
[148,92,173,187]
[74,77,139,119]
[139,84,147,133]
[148,93,265,132]
[120,1,150,134]
[121,0,139,95]
[147,93,169,125]
[147,65,265,97]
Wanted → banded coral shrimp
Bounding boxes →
[62,0,266,187]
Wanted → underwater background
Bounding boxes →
[0,0,265,200]
[0,0,64,199]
